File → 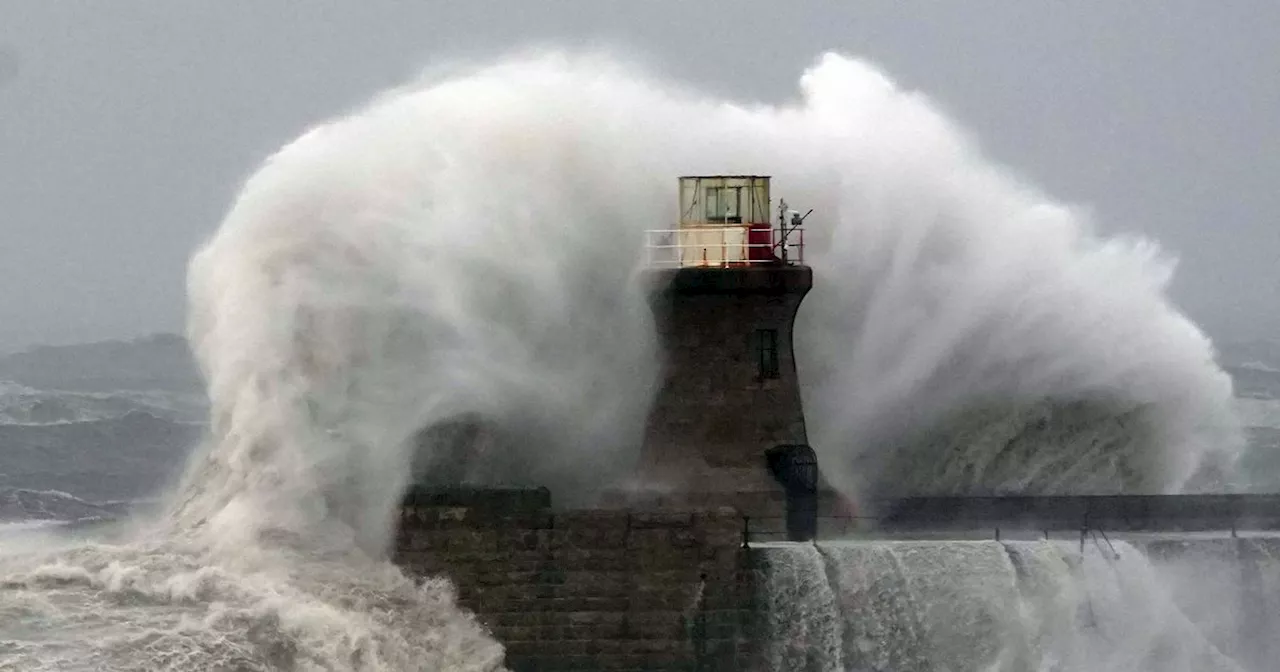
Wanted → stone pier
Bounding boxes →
[394,486,759,671]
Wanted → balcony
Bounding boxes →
[644,225,805,268]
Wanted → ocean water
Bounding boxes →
[0,381,206,426]
[0,50,1254,670]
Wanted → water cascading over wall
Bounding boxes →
[756,537,1280,671]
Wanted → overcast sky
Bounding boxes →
[1,2,1276,353]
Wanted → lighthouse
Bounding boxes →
[627,176,819,539]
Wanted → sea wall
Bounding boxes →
[394,487,758,671]
[394,488,1280,671]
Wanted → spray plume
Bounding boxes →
[0,50,1244,671]
[189,50,1239,529]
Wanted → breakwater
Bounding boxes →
[395,487,755,671]
[397,489,1280,671]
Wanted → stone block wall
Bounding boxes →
[395,490,758,671]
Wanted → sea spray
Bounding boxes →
[789,55,1240,497]
[0,49,1246,669]
[186,50,1241,531]
[188,50,1238,508]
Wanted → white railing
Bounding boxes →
[644,226,805,268]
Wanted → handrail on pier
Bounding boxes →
[738,494,1280,545]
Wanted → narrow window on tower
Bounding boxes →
[755,328,780,380]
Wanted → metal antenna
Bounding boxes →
[775,199,785,263]
[776,199,813,264]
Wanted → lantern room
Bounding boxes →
[680,175,771,226]
[647,175,803,268]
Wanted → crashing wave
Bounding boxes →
[0,50,1246,669]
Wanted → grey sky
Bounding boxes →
[1,1,1276,353]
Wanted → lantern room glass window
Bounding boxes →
[705,186,742,223]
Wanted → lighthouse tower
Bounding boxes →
[629,176,818,537]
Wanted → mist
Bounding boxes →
[182,52,1240,556]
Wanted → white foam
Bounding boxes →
[759,539,1253,670]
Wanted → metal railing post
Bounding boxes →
[721,227,727,268]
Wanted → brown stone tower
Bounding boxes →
[622,176,818,532]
